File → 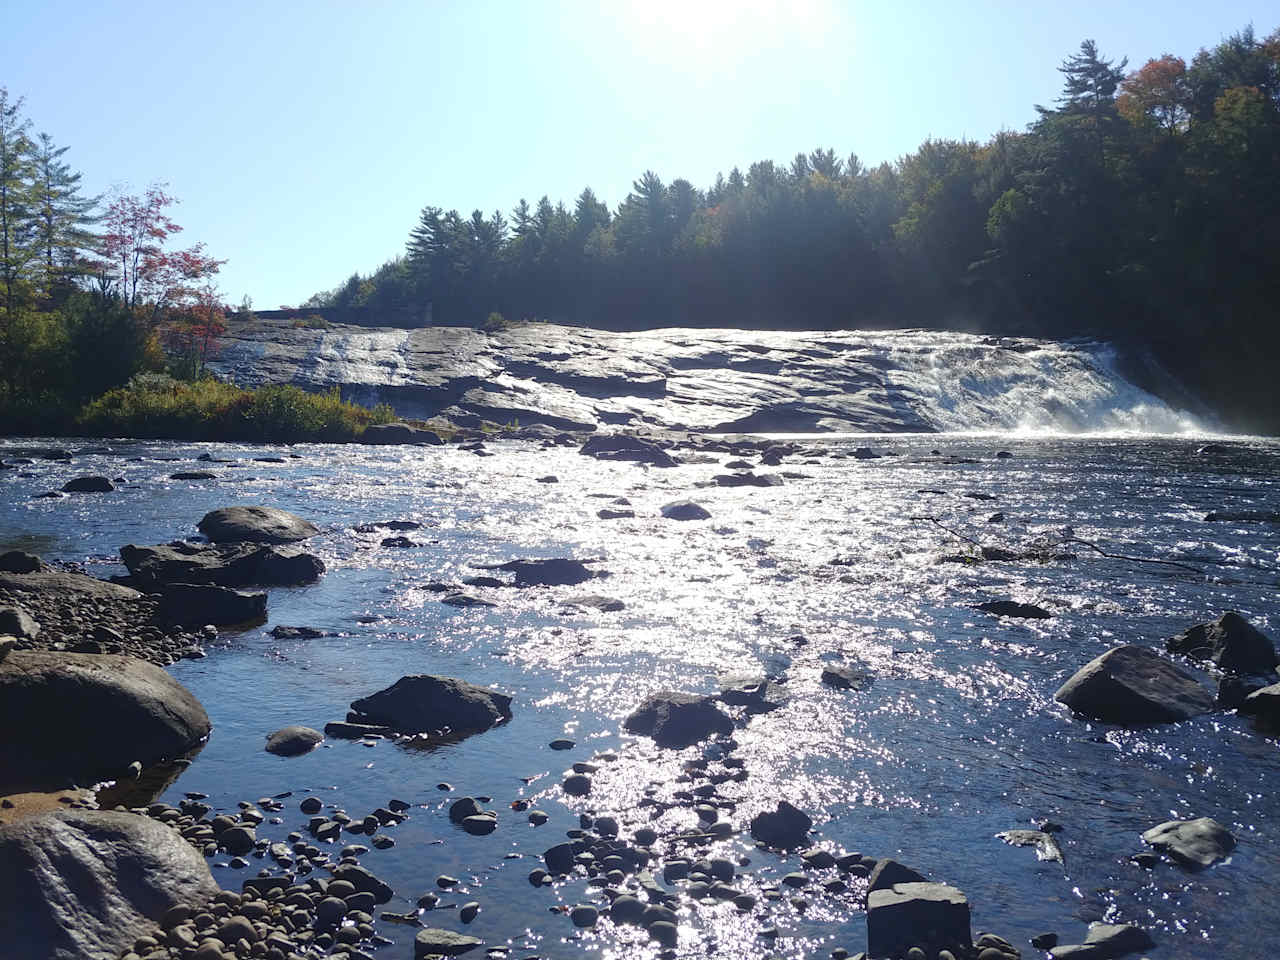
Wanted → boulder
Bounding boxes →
[0,650,211,791]
[821,664,873,691]
[0,550,42,573]
[264,725,324,756]
[718,676,790,714]
[1142,817,1236,869]
[867,858,928,893]
[624,692,733,748]
[196,505,319,543]
[866,882,972,958]
[360,422,444,446]
[713,472,784,487]
[414,928,483,958]
[1239,681,1280,724]
[1049,923,1154,959]
[580,434,678,467]
[157,583,267,627]
[0,568,140,602]
[61,475,115,493]
[1054,645,1214,725]
[121,541,324,588]
[974,600,1054,619]
[474,557,597,587]
[0,810,218,960]
[0,605,40,639]
[749,800,813,848]
[1167,612,1278,675]
[348,674,513,736]
[660,500,711,521]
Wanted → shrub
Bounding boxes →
[76,379,394,443]
[291,315,330,330]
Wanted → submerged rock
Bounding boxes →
[348,674,512,736]
[1167,611,1278,675]
[197,504,319,543]
[821,664,874,691]
[1054,645,1214,725]
[866,882,971,958]
[0,810,218,960]
[0,650,210,790]
[474,557,597,587]
[623,692,733,748]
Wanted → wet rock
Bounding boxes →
[62,475,115,493]
[718,676,790,714]
[1216,674,1274,709]
[1239,681,1280,724]
[563,774,592,796]
[610,894,645,924]
[0,567,140,602]
[821,665,873,691]
[974,600,1053,619]
[1054,645,1214,725]
[220,824,256,855]
[570,904,599,927]
[660,500,711,521]
[441,592,496,608]
[414,927,483,957]
[544,842,576,875]
[1049,923,1154,959]
[449,797,484,823]
[0,650,210,791]
[360,422,444,446]
[1167,612,1278,675]
[170,471,216,481]
[749,801,813,849]
[324,720,396,739]
[474,557,597,587]
[647,920,679,947]
[580,434,678,467]
[866,882,971,958]
[597,508,636,519]
[867,858,928,892]
[332,863,394,903]
[381,535,417,548]
[463,813,498,835]
[264,725,324,756]
[0,605,39,639]
[157,583,267,627]
[0,810,218,960]
[996,829,1064,863]
[269,624,327,639]
[714,471,784,487]
[347,674,512,735]
[980,546,1020,561]
[561,594,625,612]
[197,505,319,544]
[1142,817,1235,869]
[0,550,42,573]
[624,692,734,749]
[121,541,325,589]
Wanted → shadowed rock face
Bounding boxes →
[0,810,219,960]
[1055,645,1214,725]
[207,319,1196,434]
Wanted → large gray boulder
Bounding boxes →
[1049,923,1154,959]
[1054,645,1214,725]
[0,651,210,790]
[121,541,324,588]
[623,692,734,749]
[197,505,319,543]
[61,475,115,493]
[660,500,711,521]
[0,810,218,960]
[359,422,444,446]
[348,675,512,736]
[1142,817,1236,869]
[1167,612,1278,675]
[866,882,972,958]
[157,583,267,627]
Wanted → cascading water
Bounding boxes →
[209,320,1206,434]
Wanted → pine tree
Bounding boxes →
[0,88,37,316]
[31,132,98,296]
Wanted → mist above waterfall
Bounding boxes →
[209,319,1204,435]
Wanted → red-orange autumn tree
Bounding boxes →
[1117,55,1191,135]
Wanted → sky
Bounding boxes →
[3,0,1276,309]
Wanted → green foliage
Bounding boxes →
[291,314,330,329]
[76,378,395,443]
[481,311,507,332]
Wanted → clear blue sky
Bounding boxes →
[3,0,1275,308]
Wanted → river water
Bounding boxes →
[2,433,1278,959]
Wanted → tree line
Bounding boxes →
[310,27,1280,430]
[0,88,226,428]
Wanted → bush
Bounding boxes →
[481,311,508,333]
[291,315,330,330]
[76,378,395,443]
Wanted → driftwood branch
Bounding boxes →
[909,516,983,549]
